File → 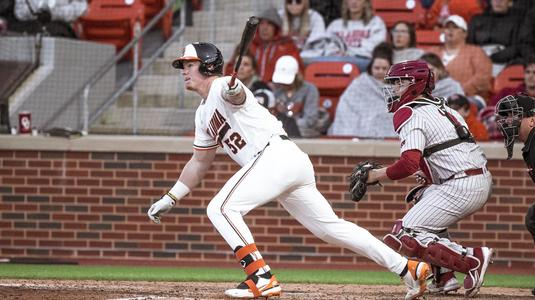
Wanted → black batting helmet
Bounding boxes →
[172,42,224,76]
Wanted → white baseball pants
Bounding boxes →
[206,135,407,274]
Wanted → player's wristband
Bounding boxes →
[168,180,190,202]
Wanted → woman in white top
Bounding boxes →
[390,21,424,64]
[325,0,386,71]
[280,0,326,55]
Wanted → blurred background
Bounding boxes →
[0,0,532,140]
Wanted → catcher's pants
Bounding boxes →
[402,170,492,253]
[206,136,407,274]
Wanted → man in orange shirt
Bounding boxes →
[428,15,492,99]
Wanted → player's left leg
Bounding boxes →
[279,184,431,300]
[207,137,310,298]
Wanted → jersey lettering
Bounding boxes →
[208,109,227,140]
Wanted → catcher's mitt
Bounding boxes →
[348,161,382,202]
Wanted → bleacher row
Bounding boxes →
[72,0,526,96]
[75,0,172,61]
[2,0,528,136]
[306,61,524,121]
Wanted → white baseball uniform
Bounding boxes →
[198,77,408,274]
[395,103,492,252]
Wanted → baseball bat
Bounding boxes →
[229,16,260,87]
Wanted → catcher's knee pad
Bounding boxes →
[422,242,480,274]
[383,220,427,259]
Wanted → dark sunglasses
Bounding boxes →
[286,0,302,4]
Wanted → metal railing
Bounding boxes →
[41,0,186,134]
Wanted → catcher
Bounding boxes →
[350,60,493,298]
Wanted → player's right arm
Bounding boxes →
[178,147,217,189]
[148,148,217,223]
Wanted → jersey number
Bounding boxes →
[224,132,246,154]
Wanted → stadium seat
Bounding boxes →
[78,0,145,61]
[415,30,442,50]
[140,0,173,39]
[494,65,525,93]
[372,0,425,28]
[304,61,360,120]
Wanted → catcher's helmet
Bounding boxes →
[383,60,435,113]
[172,42,224,76]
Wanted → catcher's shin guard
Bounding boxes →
[422,242,480,274]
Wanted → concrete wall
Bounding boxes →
[0,136,533,269]
[1,37,115,131]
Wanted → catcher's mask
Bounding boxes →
[172,42,224,76]
[495,95,535,159]
[383,60,435,113]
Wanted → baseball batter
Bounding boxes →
[367,60,493,298]
[147,42,430,299]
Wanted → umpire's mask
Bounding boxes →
[495,95,533,159]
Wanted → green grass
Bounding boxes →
[0,264,533,288]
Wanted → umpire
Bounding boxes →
[495,94,535,297]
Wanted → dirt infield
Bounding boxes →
[0,279,533,300]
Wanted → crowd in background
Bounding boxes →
[0,0,88,37]
[1,0,534,141]
[226,0,535,141]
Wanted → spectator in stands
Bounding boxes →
[420,53,464,99]
[280,0,326,58]
[272,55,322,138]
[225,7,303,83]
[518,7,535,63]
[325,0,387,71]
[424,0,483,29]
[13,0,87,37]
[468,0,523,75]
[491,55,535,107]
[328,43,396,138]
[428,15,492,98]
[235,50,276,110]
[447,93,489,141]
[390,21,424,64]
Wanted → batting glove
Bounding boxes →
[148,193,177,224]
[223,79,245,104]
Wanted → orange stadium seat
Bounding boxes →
[494,65,525,93]
[140,0,173,39]
[373,0,425,28]
[416,30,442,50]
[304,61,360,120]
[78,0,145,61]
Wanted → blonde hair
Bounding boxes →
[282,0,310,37]
[342,0,374,26]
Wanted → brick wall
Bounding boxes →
[0,137,534,270]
